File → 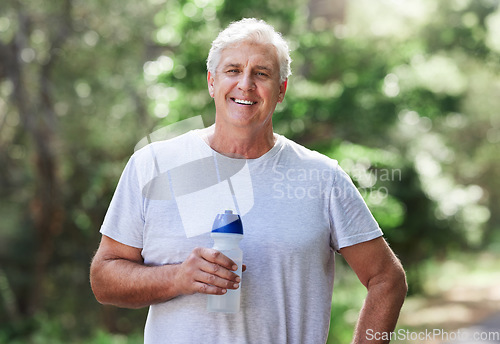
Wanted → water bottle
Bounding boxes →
[207,210,244,313]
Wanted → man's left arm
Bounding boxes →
[339,236,408,344]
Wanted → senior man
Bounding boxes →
[90,18,407,344]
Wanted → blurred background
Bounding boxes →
[0,0,499,343]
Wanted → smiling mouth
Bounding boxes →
[232,98,257,105]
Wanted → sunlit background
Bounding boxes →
[0,0,499,343]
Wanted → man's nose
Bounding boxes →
[238,72,256,91]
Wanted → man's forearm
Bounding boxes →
[90,257,181,309]
[90,237,243,309]
[352,274,407,344]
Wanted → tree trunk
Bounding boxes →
[0,2,71,315]
[307,0,347,28]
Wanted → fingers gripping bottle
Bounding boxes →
[207,210,244,313]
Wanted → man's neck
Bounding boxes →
[201,124,276,159]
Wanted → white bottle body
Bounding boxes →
[207,233,243,313]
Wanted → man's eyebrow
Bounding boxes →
[220,64,275,72]
[221,63,242,69]
[255,65,273,72]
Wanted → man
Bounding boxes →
[90,18,407,343]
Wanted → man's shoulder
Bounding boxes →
[129,130,205,170]
[278,134,339,169]
[133,130,197,156]
[137,130,196,152]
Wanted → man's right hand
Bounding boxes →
[174,247,242,296]
[90,236,245,309]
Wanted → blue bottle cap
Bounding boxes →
[211,210,244,234]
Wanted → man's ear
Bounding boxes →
[278,79,288,103]
[207,71,214,98]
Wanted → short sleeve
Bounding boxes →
[329,166,383,251]
[100,157,145,248]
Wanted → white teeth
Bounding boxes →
[234,98,255,105]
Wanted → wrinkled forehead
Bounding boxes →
[217,41,280,71]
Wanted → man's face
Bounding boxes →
[208,41,287,131]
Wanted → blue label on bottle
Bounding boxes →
[212,210,243,234]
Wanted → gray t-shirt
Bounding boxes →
[100,130,382,344]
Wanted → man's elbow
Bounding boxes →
[389,264,408,303]
[89,259,111,305]
[369,261,407,303]
[91,288,110,306]
[90,281,108,305]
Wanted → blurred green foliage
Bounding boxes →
[0,0,499,342]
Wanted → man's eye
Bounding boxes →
[227,69,239,73]
[257,72,268,77]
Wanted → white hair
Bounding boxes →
[207,18,292,83]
